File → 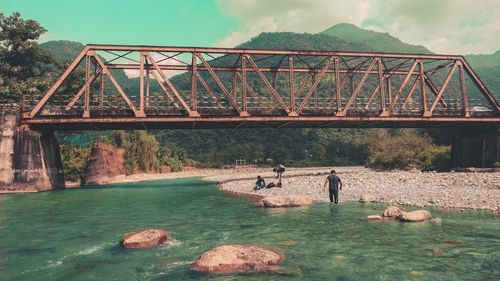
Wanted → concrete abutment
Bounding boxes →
[451,127,500,168]
[0,105,64,192]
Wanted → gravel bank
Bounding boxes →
[211,167,500,211]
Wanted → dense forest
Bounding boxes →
[2,12,499,181]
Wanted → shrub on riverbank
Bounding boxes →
[363,130,451,171]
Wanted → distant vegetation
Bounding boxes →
[2,13,498,179]
[362,129,451,171]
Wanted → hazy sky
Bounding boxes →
[1,0,499,55]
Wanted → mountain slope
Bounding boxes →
[321,23,431,54]
[40,40,85,62]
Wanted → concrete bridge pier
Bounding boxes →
[452,127,500,168]
[0,104,65,192]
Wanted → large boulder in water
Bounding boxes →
[397,210,432,222]
[120,229,170,249]
[383,206,405,218]
[258,196,312,208]
[192,244,285,274]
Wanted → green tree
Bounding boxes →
[0,12,57,103]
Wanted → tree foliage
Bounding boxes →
[113,130,160,174]
[59,143,91,182]
[362,129,451,171]
[0,12,58,103]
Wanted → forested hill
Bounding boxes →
[320,23,431,54]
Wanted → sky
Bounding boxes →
[1,0,499,55]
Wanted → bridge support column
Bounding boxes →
[0,104,65,192]
[451,127,500,168]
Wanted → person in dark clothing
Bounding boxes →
[323,169,343,204]
[254,176,266,191]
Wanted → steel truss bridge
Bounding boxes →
[21,44,500,130]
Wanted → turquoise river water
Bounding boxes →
[0,178,498,280]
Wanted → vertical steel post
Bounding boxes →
[419,60,428,115]
[335,57,341,111]
[99,70,104,108]
[386,77,392,107]
[458,62,470,117]
[288,55,296,114]
[378,58,386,113]
[145,69,150,108]
[241,56,248,115]
[139,52,146,114]
[191,54,198,112]
[83,55,90,118]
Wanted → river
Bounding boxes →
[0,178,498,280]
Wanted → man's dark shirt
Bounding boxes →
[327,174,340,190]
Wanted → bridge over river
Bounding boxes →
[0,45,498,191]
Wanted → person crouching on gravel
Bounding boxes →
[323,169,342,204]
[254,176,266,191]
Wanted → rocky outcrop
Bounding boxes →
[82,142,125,185]
[397,210,432,222]
[120,229,170,249]
[192,244,285,274]
[258,196,312,208]
[383,206,405,218]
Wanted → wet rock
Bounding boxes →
[397,210,432,222]
[120,229,170,249]
[367,215,383,221]
[383,206,405,218]
[432,217,442,225]
[192,244,285,274]
[258,196,312,208]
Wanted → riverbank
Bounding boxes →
[213,167,500,212]
[79,166,500,212]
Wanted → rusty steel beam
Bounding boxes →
[195,73,223,108]
[147,54,197,116]
[196,53,243,115]
[297,56,335,113]
[29,45,90,117]
[245,55,290,113]
[382,60,419,115]
[91,51,142,117]
[424,61,459,117]
[149,71,180,108]
[337,58,377,116]
[105,63,424,76]
[87,44,464,60]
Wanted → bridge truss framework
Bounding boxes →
[22,44,500,130]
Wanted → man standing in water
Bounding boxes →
[323,170,343,204]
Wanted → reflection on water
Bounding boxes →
[0,178,498,280]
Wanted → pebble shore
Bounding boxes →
[209,167,500,211]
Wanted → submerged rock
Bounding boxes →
[397,210,432,222]
[258,196,312,208]
[383,206,405,218]
[367,215,383,221]
[120,229,170,249]
[192,244,285,274]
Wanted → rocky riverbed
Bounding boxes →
[211,167,500,211]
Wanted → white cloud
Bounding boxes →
[124,54,186,78]
[215,0,500,54]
